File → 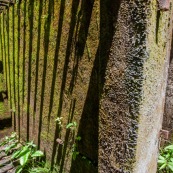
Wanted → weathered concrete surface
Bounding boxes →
[163,35,173,138]
[134,1,173,172]
[0,0,100,172]
[99,0,173,172]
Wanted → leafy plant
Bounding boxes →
[71,136,82,160]
[76,136,81,141]
[55,117,63,127]
[72,143,79,160]
[66,121,77,130]
[11,141,44,173]
[0,133,48,173]
[66,121,81,160]
[27,166,50,173]
[0,132,17,148]
[5,140,18,154]
[158,144,173,172]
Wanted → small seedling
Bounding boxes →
[66,121,77,130]
[12,141,44,173]
[72,143,79,160]
[55,117,63,127]
[0,133,47,173]
[158,144,173,172]
[76,136,81,141]
[82,156,86,160]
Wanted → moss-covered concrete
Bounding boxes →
[1,0,173,172]
[0,12,10,120]
[134,0,173,172]
[99,0,173,172]
[0,0,99,172]
[162,31,173,140]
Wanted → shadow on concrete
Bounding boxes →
[37,0,54,149]
[0,117,12,130]
[0,61,3,74]
[50,0,81,169]
[69,0,121,172]
[49,0,121,172]
[0,0,121,172]
[0,91,8,102]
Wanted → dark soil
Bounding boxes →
[0,128,13,139]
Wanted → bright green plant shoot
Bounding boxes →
[0,133,49,173]
[158,144,173,172]
[12,141,44,173]
[66,121,77,129]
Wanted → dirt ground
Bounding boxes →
[0,127,13,139]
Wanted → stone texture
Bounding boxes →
[99,0,173,172]
[0,163,14,173]
[163,37,173,139]
[0,0,173,172]
[0,152,6,160]
[0,156,11,167]
[0,0,100,172]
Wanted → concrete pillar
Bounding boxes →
[163,37,173,139]
[99,0,173,172]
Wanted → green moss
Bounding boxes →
[0,0,100,172]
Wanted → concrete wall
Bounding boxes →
[0,0,99,172]
[99,0,173,172]
[0,0,173,173]
[163,36,173,138]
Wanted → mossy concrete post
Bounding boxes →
[99,0,173,172]
[163,36,173,139]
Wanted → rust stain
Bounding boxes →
[158,0,170,11]
[160,129,169,139]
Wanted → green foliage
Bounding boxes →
[55,117,63,127]
[76,136,81,141]
[0,132,17,148]
[72,143,79,160]
[27,166,50,173]
[158,144,173,172]
[66,121,81,160]
[12,141,44,172]
[66,121,77,130]
[5,141,18,154]
[71,136,82,160]
[0,133,50,173]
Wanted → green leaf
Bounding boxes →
[11,149,22,160]
[168,162,173,166]
[166,153,171,159]
[27,141,36,148]
[159,163,167,170]
[165,145,173,151]
[76,136,81,141]
[10,133,16,139]
[8,138,16,144]
[5,142,17,154]
[28,167,50,173]
[20,151,31,166]
[16,146,30,159]
[73,122,77,127]
[15,165,23,173]
[72,152,77,160]
[168,162,173,171]
[66,123,74,129]
[158,159,166,164]
[0,140,7,147]
[31,150,44,157]
[158,155,166,161]
[72,151,79,160]
[66,122,77,129]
